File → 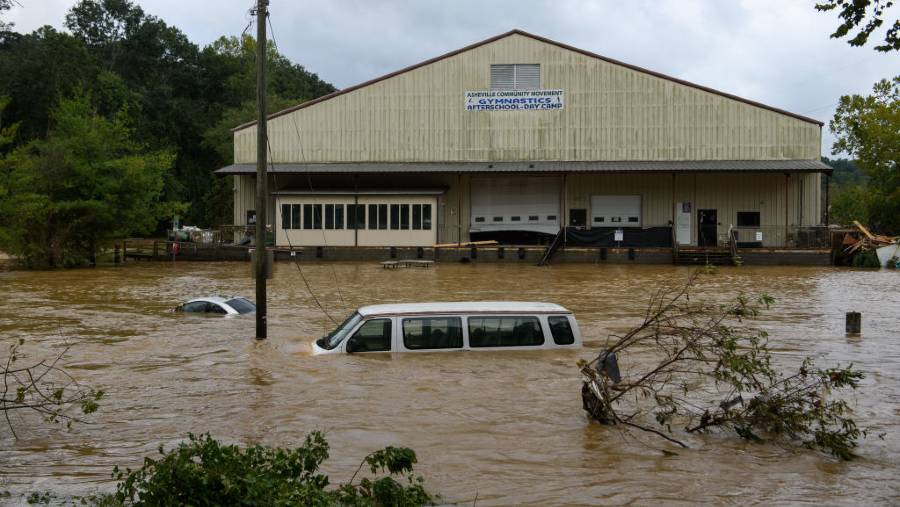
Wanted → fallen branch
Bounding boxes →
[580,273,865,459]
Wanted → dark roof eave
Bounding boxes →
[232,29,824,132]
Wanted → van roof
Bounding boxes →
[357,301,571,317]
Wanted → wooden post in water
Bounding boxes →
[846,312,861,335]
[254,0,269,340]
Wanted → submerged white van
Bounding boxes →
[312,302,582,354]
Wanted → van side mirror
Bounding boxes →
[346,337,364,353]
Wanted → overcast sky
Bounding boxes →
[6,0,899,156]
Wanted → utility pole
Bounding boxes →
[254,0,268,340]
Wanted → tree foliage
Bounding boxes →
[816,0,900,51]
[0,95,175,267]
[581,274,865,460]
[0,0,335,234]
[111,432,434,506]
[829,76,900,233]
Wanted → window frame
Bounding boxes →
[402,316,464,350]
[467,315,545,348]
[346,318,393,353]
[548,315,575,345]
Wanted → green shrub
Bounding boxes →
[111,432,434,506]
[851,250,881,268]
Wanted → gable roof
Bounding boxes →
[233,29,823,132]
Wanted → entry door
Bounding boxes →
[698,209,717,247]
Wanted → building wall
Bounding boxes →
[234,33,821,164]
[233,171,822,247]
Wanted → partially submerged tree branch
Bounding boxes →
[580,273,865,459]
[1,339,103,438]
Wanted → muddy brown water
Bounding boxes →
[0,261,898,505]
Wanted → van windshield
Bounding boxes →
[317,312,363,350]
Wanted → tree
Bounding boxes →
[110,432,434,506]
[829,76,900,233]
[581,274,865,459]
[816,0,900,51]
[0,95,176,266]
[0,0,13,31]
[1,339,103,439]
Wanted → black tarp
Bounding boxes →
[565,227,673,247]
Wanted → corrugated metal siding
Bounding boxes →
[234,33,820,164]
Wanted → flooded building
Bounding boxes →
[216,29,830,257]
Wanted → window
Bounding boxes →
[378,204,388,230]
[225,298,256,315]
[325,204,335,229]
[281,204,300,230]
[490,64,540,91]
[181,301,209,313]
[548,316,575,345]
[313,204,322,229]
[468,316,544,347]
[511,216,521,221]
[368,204,378,230]
[412,204,432,230]
[400,204,410,229]
[611,217,622,223]
[529,215,539,221]
[423,204,432,230]
[737,212,761,227]
[322,204,344,230]
[474,217,485,223]
[547,215,557,221]
[493,216,503,222]
[347,204,365,229]
[594,217,605,223]
[291,205,300,230]
[348,318,392,352]
[627,217,639,223]
[281,204,291,230]
[303,204,313,229]
[334,204,344,229]
[390,204,400,230]
[402,317,463,350]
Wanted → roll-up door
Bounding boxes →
[470,177,560,235]
[591,195,642,227]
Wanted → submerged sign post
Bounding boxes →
[465,89,564,111]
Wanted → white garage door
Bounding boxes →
[470,177,561,234]
[591,195,642,227]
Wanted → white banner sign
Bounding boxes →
[465,89,564,111]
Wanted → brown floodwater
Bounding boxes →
[0,261,898,505]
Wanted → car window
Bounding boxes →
[402,317,463,350]
[548,316,575,345]
[348,319,392,352]
[468,316,544,347]
[225,298,255,314]
[207,303,227,314]
[182,301,209,313]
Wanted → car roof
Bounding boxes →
[186,296,239,305]
[357,301,571,317]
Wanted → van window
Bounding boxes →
[403,317,463,350]
[348,318,392,352]
[548,316,575,345]
[468,316,544,347]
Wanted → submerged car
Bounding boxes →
[176,297,256,315]
[313,301,582,354]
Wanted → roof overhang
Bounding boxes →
[272,188,447,196]
[216,160,833,175]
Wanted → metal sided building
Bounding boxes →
[216,29,830,252]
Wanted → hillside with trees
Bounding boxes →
[0,0,334,266]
